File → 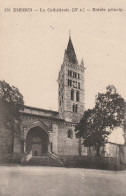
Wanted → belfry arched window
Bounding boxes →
[73,104,75,112]
[75,104,78,113]
[73,104,78,113]
[71,89,74,100]
[76,91,79,102]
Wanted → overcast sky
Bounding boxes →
[0,0,126,143]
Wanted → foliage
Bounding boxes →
[0,80,24,115]
[76,85,124,156]
[0,80,24,152]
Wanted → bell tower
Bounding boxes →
[58,34,85,123]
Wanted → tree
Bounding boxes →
[76,85,124,156]
[0,80,24,153]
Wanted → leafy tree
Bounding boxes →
[76,85,124,156]
[0,80,24,153]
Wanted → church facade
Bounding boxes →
[9,35,86,164]
[1,35,126,168]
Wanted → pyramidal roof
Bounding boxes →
[65,35,78,65]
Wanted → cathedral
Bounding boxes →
[0,35,86,165]
[1,35,126,168]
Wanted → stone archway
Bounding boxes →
[26,126,49,156]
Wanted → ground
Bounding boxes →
[0,166,126,196]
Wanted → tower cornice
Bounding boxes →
[63,61,85,72]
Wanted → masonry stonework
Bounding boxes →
[0,35,85,164]
[0,36,126,169]
[58,36,85,123]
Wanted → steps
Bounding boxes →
[119,164,126,170]
[24,155,62,167]
[28,156,49,166]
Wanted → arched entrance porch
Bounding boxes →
[26,126,49,156]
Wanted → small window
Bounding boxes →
[75,104,78,113]
[73,104,75,112]
[68,130,73,139]
[78,73,80,79]
[68,79,72,86]
[71,89,74,100]
[78,82,80,89]
[70,71,72,77]
[73,81,77,88]
[68,79,70,86]
[70,80,72,86]
[73,104,78,112]
[76,91,79,102]
[68,70,70,76]
[73,72,77,78]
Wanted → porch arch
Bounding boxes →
[23,120,52,155]
[24,120,51,139]
[26,126,49,156]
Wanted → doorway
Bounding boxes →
[26,126,49,156]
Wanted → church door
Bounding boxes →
[32,143,42,156]
[32,137,42,156]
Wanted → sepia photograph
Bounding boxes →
[0,0,126,195]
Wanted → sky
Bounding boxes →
[0,0,126,143]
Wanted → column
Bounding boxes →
[24,141,26,153]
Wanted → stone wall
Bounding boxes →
[60,155,120,170]
[21,114,53,131]
[58,60,85,123]
[0,103,88,162]
[85,143,120,158]
[51,124,58,154]
[13,137,21,154]
[62,63,85,123]
[57,122,80,156]
[105,143,120,157]
[21,113,81,157]
[119,145,126,164]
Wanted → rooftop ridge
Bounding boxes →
[24,105,59,114]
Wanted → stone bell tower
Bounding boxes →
[58,34,85,123]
